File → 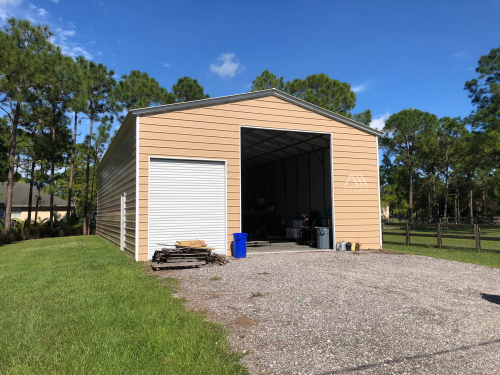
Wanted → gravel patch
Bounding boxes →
[158,251,500,374]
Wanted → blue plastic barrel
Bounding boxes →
[233,233,248,258]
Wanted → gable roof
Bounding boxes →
[98,89,382,174]
[128,88,382,136]
[0,182,74,208]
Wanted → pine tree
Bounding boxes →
[66,60,86,220]
[115,70,174,121]
[77,57,118,235]
[250,70,285,91]
[353,109,372,126]
[0,18,59,238]
[465,47,500,162]
[172,77,209,102]
[41,54,76,235]
[381,109,438,222]
[285,73,356,116]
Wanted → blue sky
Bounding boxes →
[1,0,499,134]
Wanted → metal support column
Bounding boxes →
[308,153,312,213]
[296,156,299,219]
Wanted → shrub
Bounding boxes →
[0,217,84,243]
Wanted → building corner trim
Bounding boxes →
[376,136,382,249]
[135,115,140,262]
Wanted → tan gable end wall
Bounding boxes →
[137,96,381,261]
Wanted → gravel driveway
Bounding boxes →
[161,251,500,374]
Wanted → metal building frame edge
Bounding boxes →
[239,125,335,249]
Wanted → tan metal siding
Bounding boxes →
[137,95,381,260]
[97,121,136,256]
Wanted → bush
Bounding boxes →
[0,217,84,243]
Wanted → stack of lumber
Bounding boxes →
[151,240,218,270]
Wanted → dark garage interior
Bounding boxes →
[241,127,333,246]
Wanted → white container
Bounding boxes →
[286,228,301,239]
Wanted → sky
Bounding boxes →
[1,0,499,136]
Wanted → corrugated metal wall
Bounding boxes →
[97,119,136,256]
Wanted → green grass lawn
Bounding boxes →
[383,243,500,269]
[0,236,247,375]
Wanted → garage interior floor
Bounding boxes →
[246,242,330,254]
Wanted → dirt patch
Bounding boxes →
[233,314,257,328]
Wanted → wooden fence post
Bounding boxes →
[474,224,481,251]
[405,223,410,245]
[437,223,442,249]
[474,224,478,250]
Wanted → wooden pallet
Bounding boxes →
[151,260,205,270]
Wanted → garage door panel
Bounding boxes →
[148,158,227,258]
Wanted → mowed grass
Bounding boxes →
[383,243,500,269]
[0,236,247,375]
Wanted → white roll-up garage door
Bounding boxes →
[149,158,227,259]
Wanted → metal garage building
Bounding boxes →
[96,89,383,261]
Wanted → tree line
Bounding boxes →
[0,18,209,240]
[380,47,500,223]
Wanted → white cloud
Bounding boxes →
[26,3,48,17]
[163,62,170,67]
[452,51,471,59]
[55,27,75,41]
[50,0,59,3]
[97,51,102,55]
[352,80,373,93]
[88,40,96,44]
[0,0,23,7]
[209,53,241,78]
[52,27,94,60]
[61,45,93,60]
[0,9,7,22]
[370,111,390,131]
[0,5,93,62]
[0,1,39,23]
[0,0,22,5]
